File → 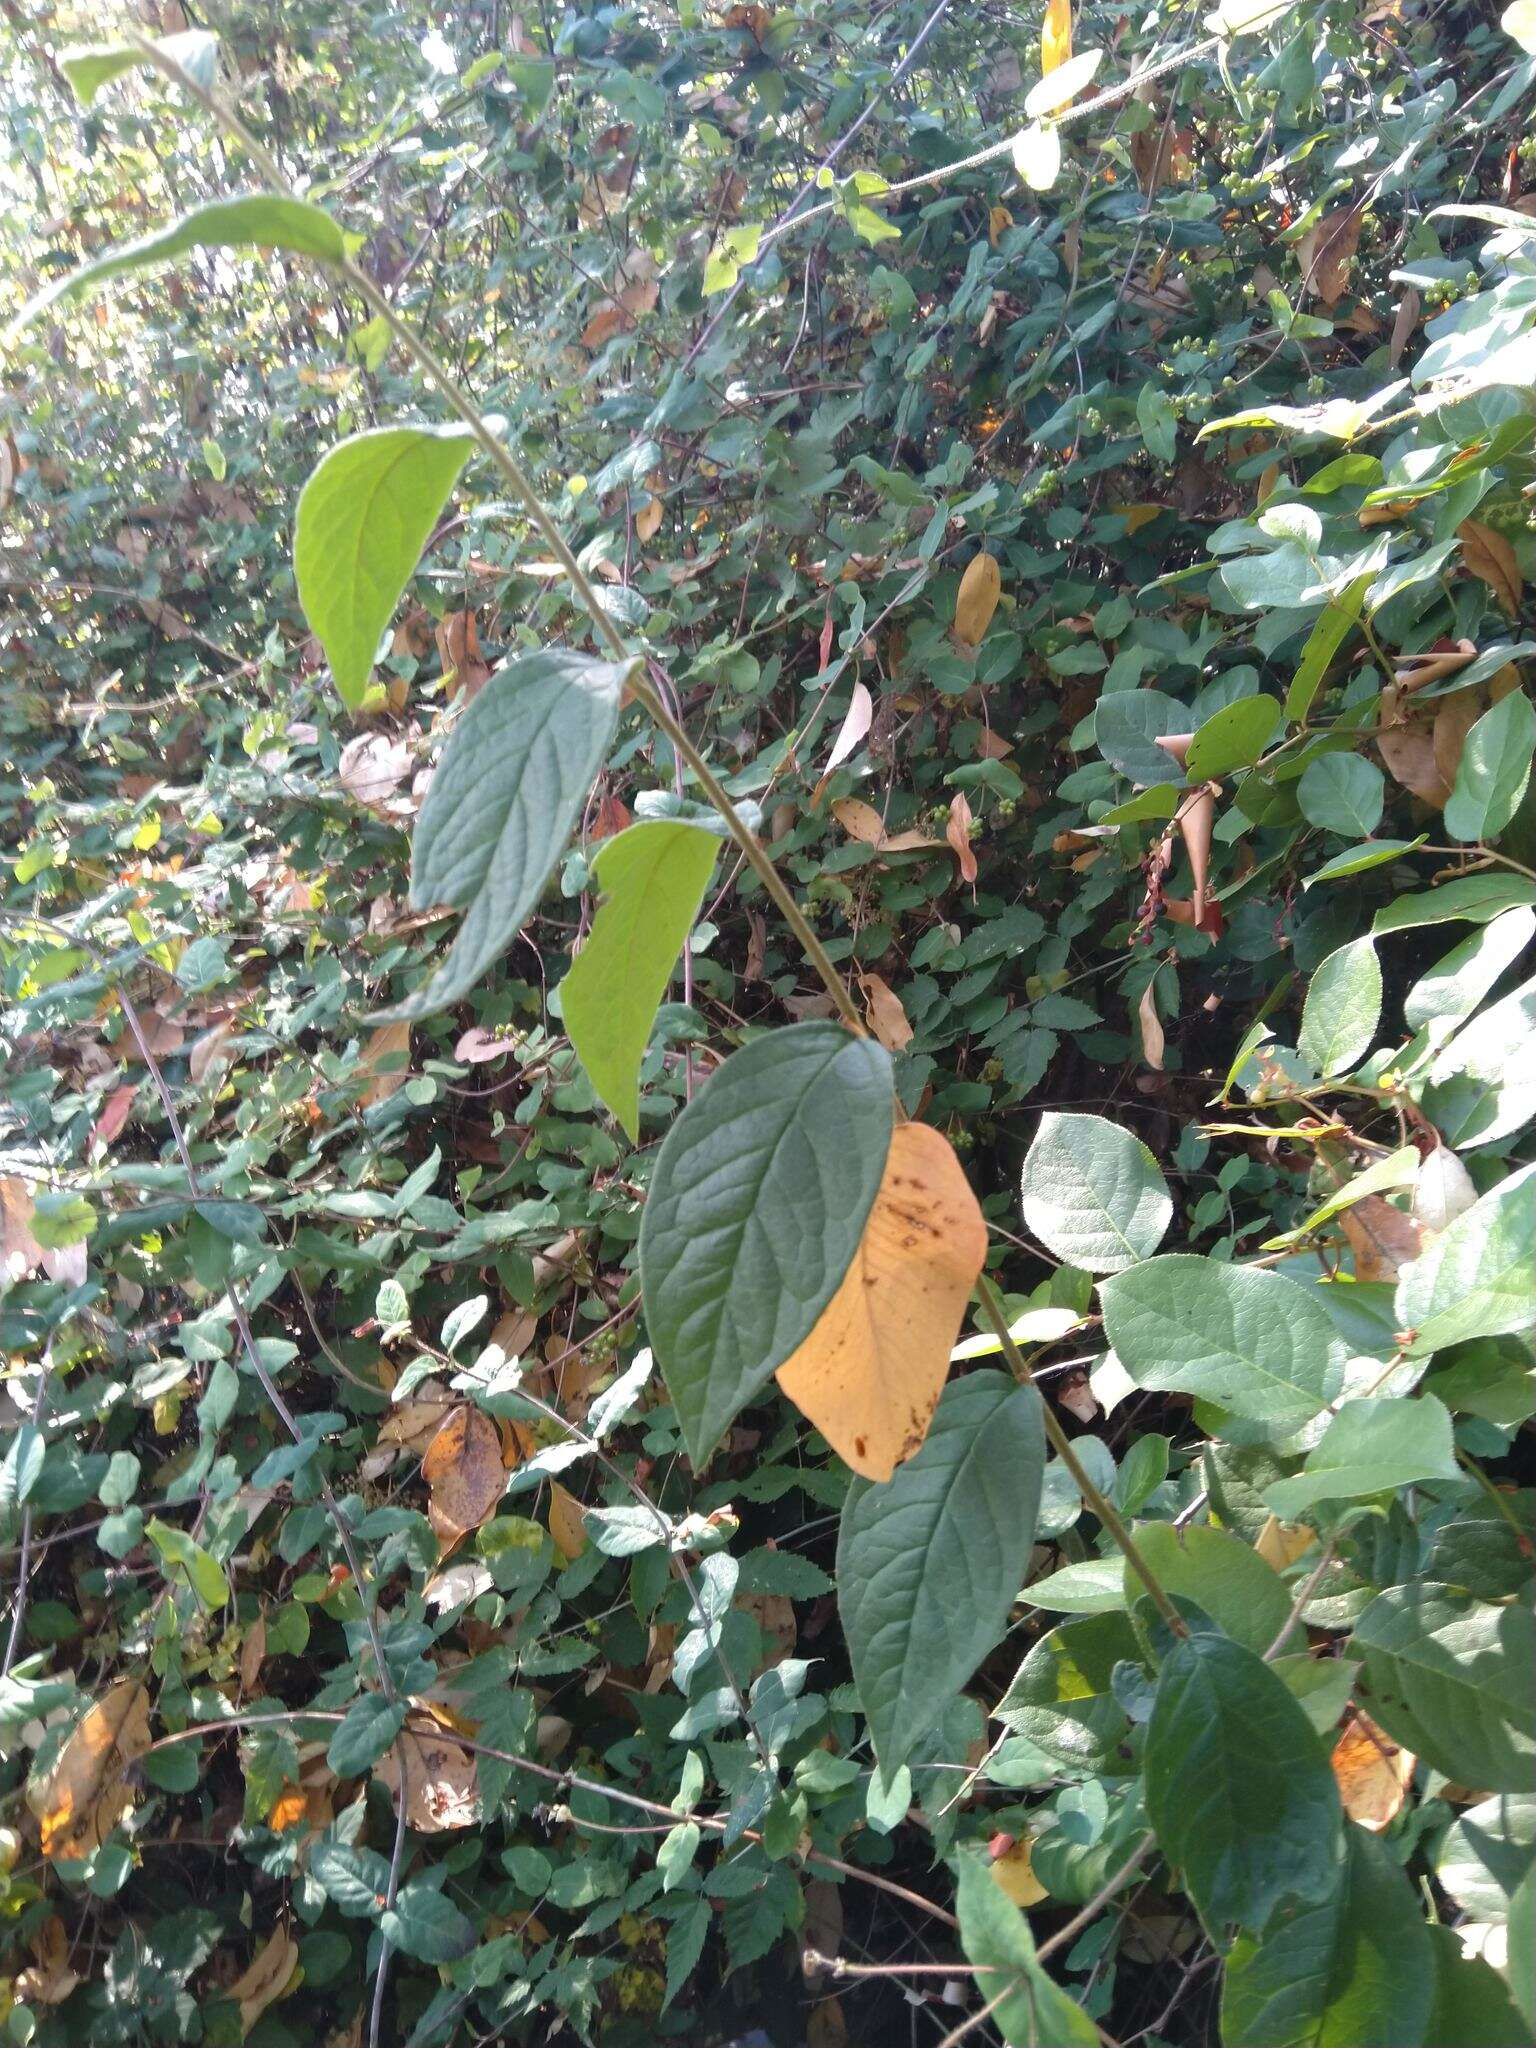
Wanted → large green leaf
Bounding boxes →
[1185,694,1282,779]
[1444,689,1536,844]
[1436,1791,1536,1922]
[1352,1583,1536,1790]
[640,1023,893,1464]
[7,195,352,340]
[1423,1926,1532,2048]
[295,424,481,708]
[1286,578,1369,721]
[1298,937,1382,1076]
[954,1854,1098,2047]
[387,650,627,1019]
[1424,973,1536,1149]
[1222,1825,1435,2048]
[1264,1395,1460,1518]
[1396,1161,1536,1355]
[1297,753,1385,837]
[61,30,219,104]
[1018,1111,1171,1272]
[560,820,719,1140]
[1094,689,1186,786]
[838,1372,1044,1774]
[995,1611,1138,1770]
[1100,1255,1344,1426]
[1121,1523,1290,1656]
[1145,1629,1344,1931]
[1404,906,1535,1031]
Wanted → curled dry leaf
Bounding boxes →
[357,1020,411,1107]
[946,791,978,887]
[634,493,664,542]
[188,1018,238,1086]
[589,790,632,841]
[1376,684,1453,807]
[953,553,1002,648]
[337,733,412,812]
[859,971,914,1053]
[377,1707,481,1832]
[775,1121,989,1480]
[814,680,874,802]
[1178,785,1214,923]
[1458,518,1523,615]
[1339,1195,1425,1281]
[35,1679,152,1862]
[1297,205,1363,306]
[1254,1513,1315,1571]
[1,1177,46,1284]
[422,1403,507,1547]
[1393,640,1477,694]
[831,796,943,855]
[239,1611,268,1695]
[226,1926,300,2035]
[1330,1710,1414,1831]
[1137,981,1166,1072]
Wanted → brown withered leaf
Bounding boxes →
[15,1916,79,2007]
[377,1709,481,1833]
[422,1404,506,1547]
[239,1612,268,1696]
[435,610,492,702]
[1458,518,1522,615]
[1376,685,1453,807]
[1339,1195,1424,1281]
[859,971,914,1053]
[776,1122,988,1480]
[1138,982,1166,1072]
[337,732,412,812]
[548,1480,589,1560]
[634,493,664,542]
[831,797,943,855]
[226,1927,300,2035]
[357,1021,411,1108]
[1331,1711,1414,1831]
[1297,206,1363,306]
[35,1680,152,1861]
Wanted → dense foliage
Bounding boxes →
[2,3,1535,2045]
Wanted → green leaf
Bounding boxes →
[1264,1395,1460,1518]
[1185,695,1282,779]
[1121,1524,1291,1656]
[1021,1557,1126,1613]
[327,1694,407,1777]
[1137,385,1178,463]
[1100,1256,1344,1427]
[1444,690,1536,844]
[1405,907,1535,1031]
[640,1023,893,1464]
[954,1853,1099,2046]
[61,30,219,105]
[29,1190,97,1250]
[389,650,628,1018]
[1396,1162,1536,1355]
[1145,1629,1344,1931]
[294,424,480,708]
[1298,937,1381,1076]
[1351,1583,1536,1791]
[1306,838,1427,885]
[995,1612,1139,1769]
[310,1842,393,1916]
[1297,754,1385,837]
[1222,1825,1435,2048]
[1286,578,1369,722]
[1424,1925,1532,2048]
[1436,1790,1536,1921]
[1018,1111,1171,1273]
[380,1880,477,1963]
[1373,873,1536,933]
[561,821,719,1139]
[838,1373,1044,1774]
[1094,688,1186,786]
[145,1516,229,1609]
[7,195,351,340]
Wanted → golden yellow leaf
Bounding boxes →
[35,1680,152,1862]
[1042,0,1073,73]
[954,552,1002,647]
[548,1480,589,1560]
[991,1832,1049,1907]
[267,1785,310,1834]
[1254,1514,1315,1571]
[988,204,1014,248]
[357,1021,411,1107]
[1458,518,1523,615]
[635,493,664,542]
[1331,1711,1414,1831]
[227,1927,300,2035]
[1115,501,1166,535]
[422,1404,506,1547]
[860,972,914,1052]
[830,797,943,855]
[775,1122,988,1480]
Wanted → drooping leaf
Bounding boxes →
[1264,1396,1460,1518]
[1100,1255,1344,1426]
[1222,1824,1435,2048]
[837,1373,1044,1773]
[776,1121,988,1479]
[955,1852,1099,2047]
[1396,1161,1536,1355]
[560,820,719,1139]
[294,424,481,708]
[1018,1110,1171,1273]
[1443,689,1536,843]
[640,1023,893,1465]
[1145,1630,1345,1931]
[145,1516,230,1608]
[61,30,219,105]
[8,196,352,340]
[1286,578,1369,721]
[1298,937,1381,1076]
[388,650,628,1018]
[1352,1583,1536,1791]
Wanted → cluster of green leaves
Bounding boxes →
[2,2,1535,2046]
